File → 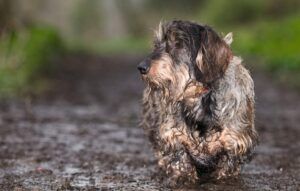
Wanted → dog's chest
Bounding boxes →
[143,91,189,149]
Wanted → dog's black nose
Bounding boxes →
[137,61,149,74]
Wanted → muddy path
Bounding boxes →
[0,54,299,190]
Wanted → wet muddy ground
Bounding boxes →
[0,55,299,190]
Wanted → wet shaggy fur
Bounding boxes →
[138,20,258,186]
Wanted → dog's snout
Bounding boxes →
[137,61,150,74]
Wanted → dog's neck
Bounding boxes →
[148,87,202,123]
[147,86,217,137]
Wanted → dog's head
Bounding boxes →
[138,20,232,98]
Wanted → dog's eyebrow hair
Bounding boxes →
[201,28,209,45]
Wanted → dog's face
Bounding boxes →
[138,20,232,98]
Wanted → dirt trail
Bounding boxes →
[0,55,299,191]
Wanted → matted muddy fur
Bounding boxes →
[138,20,258,186]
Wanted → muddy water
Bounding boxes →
[0,55,299,190]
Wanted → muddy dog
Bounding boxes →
[137,20,258,186]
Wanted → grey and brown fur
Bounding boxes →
[137,20,258,186]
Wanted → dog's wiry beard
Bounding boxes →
[144,61,191,102]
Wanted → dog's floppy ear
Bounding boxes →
[196,26,232,85]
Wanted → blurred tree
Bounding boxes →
[116,0,207,38]
[100,0,128,39]
[117,0,147,38]
[72,0,102,40]
[145,0,205,14]
[0,0,14,34]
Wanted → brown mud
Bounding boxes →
[0,54,299,190]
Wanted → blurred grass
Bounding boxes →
[233,14,300,89]
[0,27,64,98]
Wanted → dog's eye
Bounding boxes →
[175,41,182,49]
[153,41,166,51]
[153,41,159,49]
[166,43,172,53]
[166,40,182,55]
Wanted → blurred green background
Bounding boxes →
[0,0,300,97]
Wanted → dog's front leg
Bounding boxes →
[178,129,225,176]
[157,150,199,187]
[158,121,201,184]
